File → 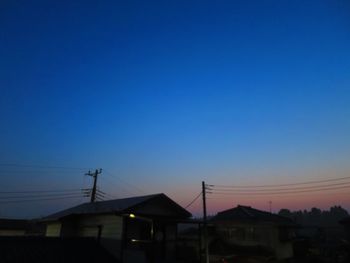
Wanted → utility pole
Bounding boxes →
[202,181,209,263]
[86,169,102,203]
[269,201,272,213]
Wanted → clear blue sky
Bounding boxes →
[1,0,350,218]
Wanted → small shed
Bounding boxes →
[42,193,192,262]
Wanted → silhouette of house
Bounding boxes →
[211,205,296,259]
[0,218,28,236]
[42,193,192,262]
[340,217,350,241]
[0,218,46,237]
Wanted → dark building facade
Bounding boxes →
[211,205,296,259]
[43,193,193,262]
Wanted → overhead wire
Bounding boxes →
[0,195,87,204]
[0,164,121,205]
[0,189,84,194]
[0,192,88,200]
[209,181,350,193]
[185,192,202,209]
[207,175,350,196]
[0,187,89,205]
[209,184,350,195]
[0,163,91,170]
[101,175,135,196]
[103,169,146,195]
[102,191,120,199]
[209,175,350,188]
[0,163,145,198]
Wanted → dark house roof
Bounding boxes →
[0,219,28,230]
[211,205,295,226]
[44,193,191,221]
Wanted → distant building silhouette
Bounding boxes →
[210,205,296,260]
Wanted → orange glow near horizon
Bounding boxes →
[191,191,350,216]
[172,177,350,217]
[158,167,350,218]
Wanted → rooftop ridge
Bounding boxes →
[42,193,191,221]
[211,205,295,225]
[239,205,255,218]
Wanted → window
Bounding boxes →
[226,227,246,241]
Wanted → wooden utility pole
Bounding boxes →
[86,169,102,203]
[202,181,209,263]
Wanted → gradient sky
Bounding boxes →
[1,0,350,218]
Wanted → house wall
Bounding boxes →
[126,217,152,241]
[268,227,294,259]
[124,218,179,263]
[77,214,123,239]
[123,217,150,263]
[274,240,294,259]
[74,214,124,259]
[45,215,123,259]
[45,222,62,237]
[215,223,293,259]
[164,223,177,259]
[0,229,26,236]
[60,220,77,237]
[346,225,350,241]
[216,223,274,247]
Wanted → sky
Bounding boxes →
[1,0,350,218]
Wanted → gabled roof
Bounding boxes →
[44,193,191,221]
[211,205,295,225]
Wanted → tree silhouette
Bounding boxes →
[278,206,349,226]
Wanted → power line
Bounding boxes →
[104,169,145,194]
[95,192,106,197]
[95,195,106,201]
[101,191,119,199]
[0,195,86,204]
[0,163,91,170]
[210,181,350,192]
[104,170,146,194]
[0,192,88,200]
[185,192,202,209]
[210,184,350,195]
[96,189,106,195]
[210,176,350,188]
[0,189,84,194]
[0,164,145,197]
[101,175,134,196]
